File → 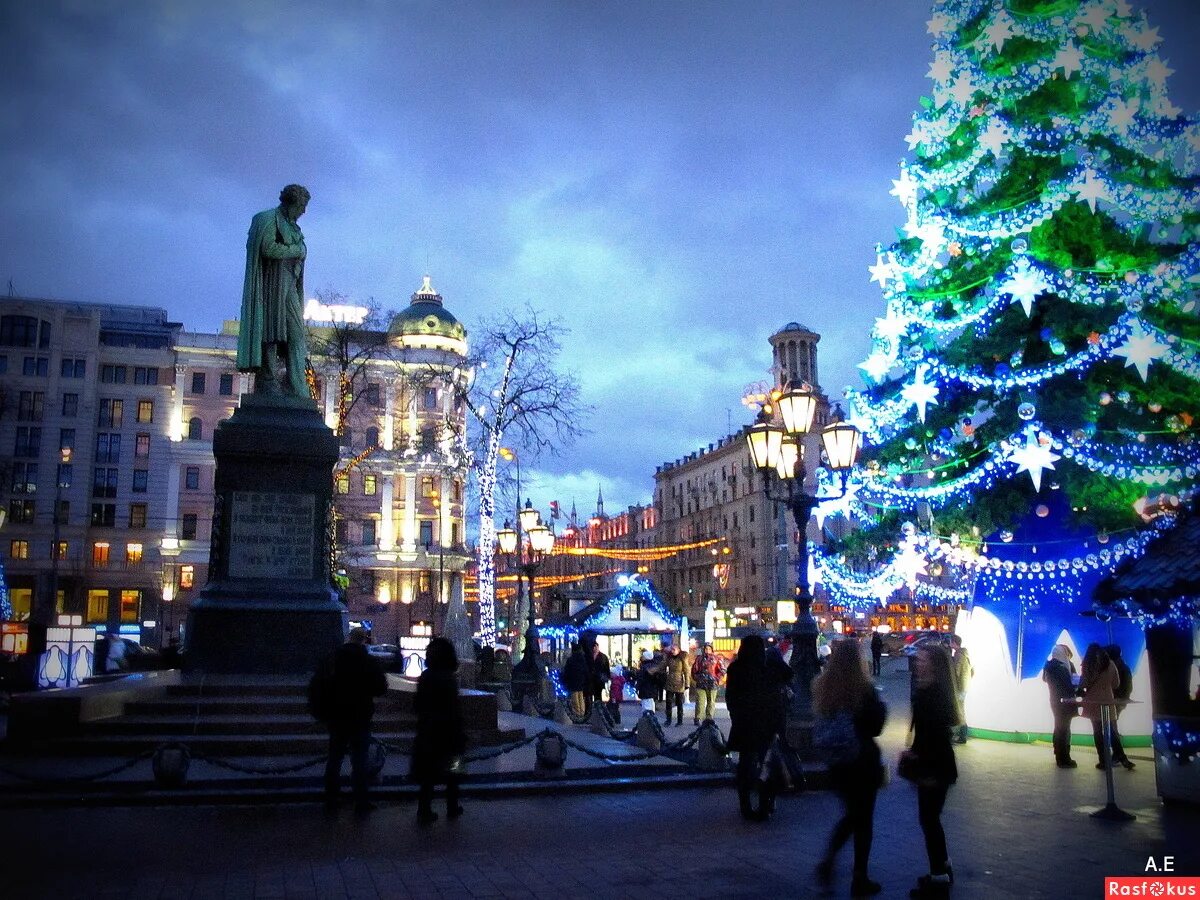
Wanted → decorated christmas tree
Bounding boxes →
[815,0,1199,735]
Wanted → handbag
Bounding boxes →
[897,748,921,783]
[757,737,794,793]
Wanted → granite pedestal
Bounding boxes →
[185,393,347,673]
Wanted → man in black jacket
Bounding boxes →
[322,628,388,812]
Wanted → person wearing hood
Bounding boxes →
[635,650,659,713]
[1042,644,1078,768]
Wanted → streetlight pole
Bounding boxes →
[497,502,554,708]
[745,383,861,737]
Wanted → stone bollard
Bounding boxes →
[152,744,190,789]
[635,712,663,753]
[521,695,540,717]
[553,699,574,726]
[495,689,512,712]
[694,724,729,772]
[589,705,611,736]
[534,731,568,777]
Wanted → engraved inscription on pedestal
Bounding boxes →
[228,491,315,580]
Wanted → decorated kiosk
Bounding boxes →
[538,574,683,694]
[1096,508,1200,805]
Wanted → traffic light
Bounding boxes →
[550,500,560,519]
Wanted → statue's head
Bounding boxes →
[279,184,311,220]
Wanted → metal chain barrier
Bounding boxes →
[0,748,156,785]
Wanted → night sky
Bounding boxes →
[2,0,1198,515]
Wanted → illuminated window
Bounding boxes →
[126,543,143,565]
[363,474,377,496]
[421,476,436,497]
[180,565,195,590]
[419,571,432,593]
[137,400,154,423]
[621,602,641,621]
[336,476,350,495]
[86,590,109,622]
[9,540,29,560]
[92,542,110,566]
[54,541,68,561]
[98,398,123,427]
[120,590,139,623]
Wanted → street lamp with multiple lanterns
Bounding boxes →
[745,381,862,728]
[496,499,555,706]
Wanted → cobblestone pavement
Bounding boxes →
[3,659,1197,899]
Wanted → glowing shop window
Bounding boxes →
[120,590,140,623]
[180,565,195,590]
[87,590,109,622]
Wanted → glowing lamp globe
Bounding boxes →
[746,415,783,471]
[518,499,539,533]
[777,382,818,436]
[776,436,800,480]
[496,521,518,554]
[821,421,862,470]
[528,523,553,554]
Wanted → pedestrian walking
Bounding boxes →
[561,643,589,718]
[635,650,659,713]
[588,642,611,712]
[870,631,883,677]
[321,627,388,814]
[813,641,888,897]
[411,637,467,824]
[905,645,958,898]
[662,644,691,726]
[1041,644,1079,768]
[948,635,973,744]
[1104,644,1136,770]
[725,634,792,821]
[691,643,726,724]
[1080,643,1126,771]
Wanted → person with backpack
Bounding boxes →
[813,640,887,897]
[318,627,388,814]
[1103,644,1135,770]
[691,643,726,724]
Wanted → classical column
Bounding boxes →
[401,473,417,552]
[171,364,186,442]
[379,475,395,551]
[383,386,396,451]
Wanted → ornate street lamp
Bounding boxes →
[745,383,861,735]
[496,503,555,707]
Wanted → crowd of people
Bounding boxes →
[311,626,1137,898]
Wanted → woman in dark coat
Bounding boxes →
[411,637,467,824]
[724,634,792,820]
[908,645,959,899]
[813,641,887,896]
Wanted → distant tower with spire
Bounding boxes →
[595,484,606,520]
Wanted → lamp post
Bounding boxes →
[496,500,555,707]
[745,382,861,734]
